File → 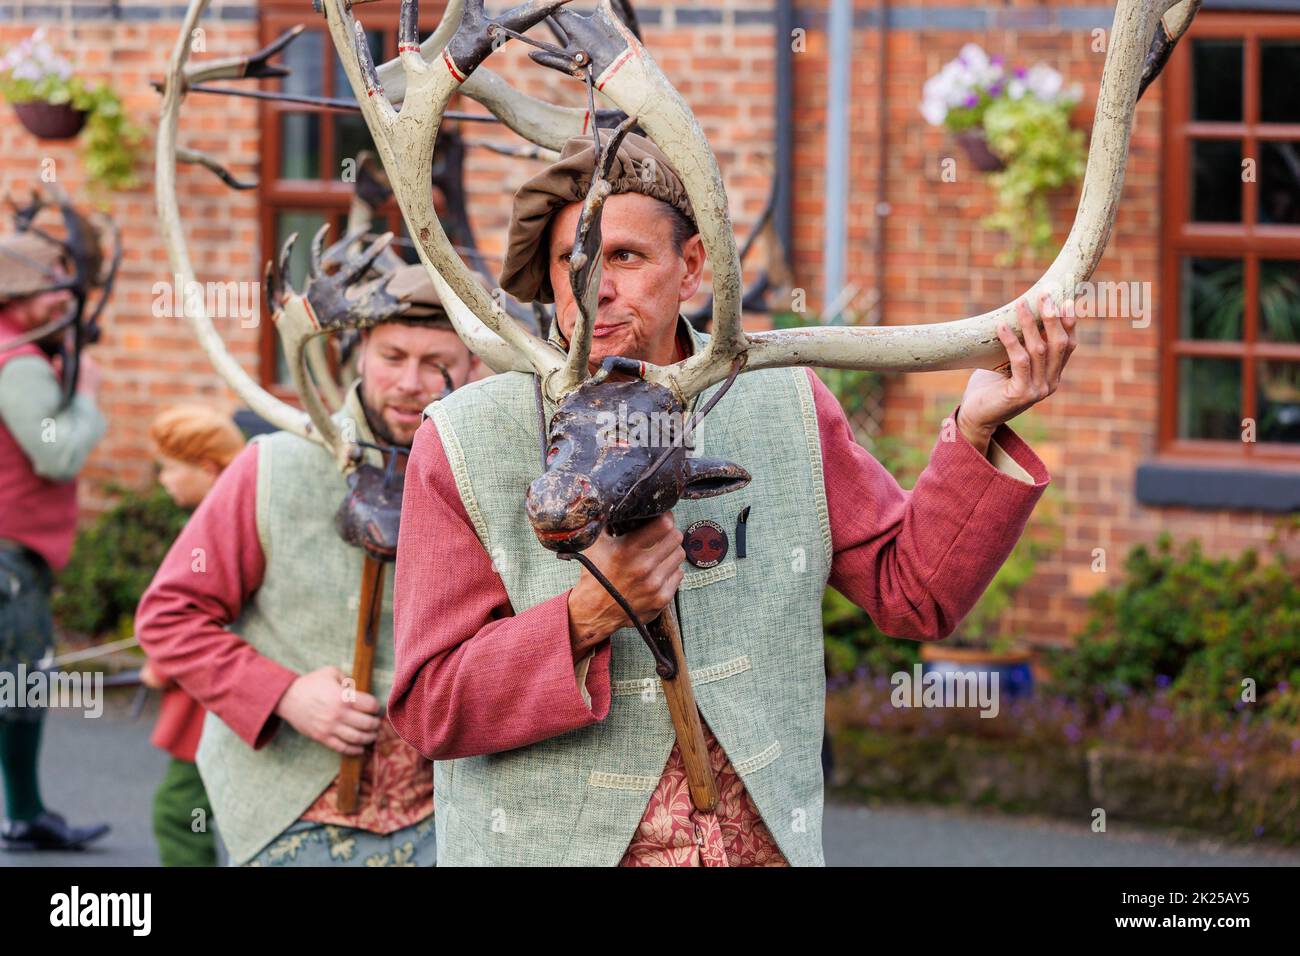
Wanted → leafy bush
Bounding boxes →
[53,484,188,638]
[824,587,922,680]
[1046,533,1300,724]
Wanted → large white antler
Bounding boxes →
[323,0,1199,405]
[322,0,576,387]
[158,0,408,472]
[374,0,593,151]
[720,0,1203,393]
[156,0,320,446]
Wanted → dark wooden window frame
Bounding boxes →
[1160,10,1300,468]
[256,1,448,398]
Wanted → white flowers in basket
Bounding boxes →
[920,43,1082,131]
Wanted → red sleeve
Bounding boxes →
[388,416,612,761]
[808,369,1050,641]
[134,443,299,749]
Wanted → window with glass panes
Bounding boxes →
[258,2,446,393]
[1161,13,1300,461]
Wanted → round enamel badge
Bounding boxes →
[684,519,728,569]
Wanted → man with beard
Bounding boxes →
[0,230,111,852]
[136,264,480,866]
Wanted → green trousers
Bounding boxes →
[1,545,54,822]
[152,757,217,867]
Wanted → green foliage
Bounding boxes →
[942,88,1000,134]
[0,31,142,192]
[53,484,188,638]
[981,95,1086,265]
[823,587,923,679]
[1046,533,1300,724]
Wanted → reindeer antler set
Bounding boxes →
[0,189,122,404]
[317,0,1200,406]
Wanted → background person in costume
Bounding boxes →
[141,404,245,866]
[136,265,480,866]
[0,230,110,852]
[388,134,1073,866]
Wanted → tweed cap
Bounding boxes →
[0,232,69,304]
[498,131,696,304]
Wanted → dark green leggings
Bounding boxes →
[1,546,53,823]
[152,757,217,867]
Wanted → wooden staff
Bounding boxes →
[337,553,386,814]
[649,604,718,813]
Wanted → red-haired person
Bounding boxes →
[142,405,245,866]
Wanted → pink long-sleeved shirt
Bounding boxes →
[388,369,1050,763]
[135,444,434,833]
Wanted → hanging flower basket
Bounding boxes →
[12,100,87,139]
[954,127,1004,172]
[0,28,141,191]
[919,44,1087,262]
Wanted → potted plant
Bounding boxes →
[920,44,1087,263]
[0,28,141,191]
[918,532,1042,701]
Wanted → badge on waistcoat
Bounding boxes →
[683,519,728,569]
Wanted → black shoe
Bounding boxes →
[0,812,110,851]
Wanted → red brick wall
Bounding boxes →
[2,1,1293,648]
[791,2,1299,649]
[1,3,263,512]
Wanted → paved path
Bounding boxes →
[5,695,1299,867]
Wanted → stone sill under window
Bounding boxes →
[1136,459,1300,512]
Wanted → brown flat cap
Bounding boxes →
[498,132,696,304]
[381,263,451,326]
[0,232,69,304]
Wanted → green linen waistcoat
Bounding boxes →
[196,383,411,866]
[427,326,833,866]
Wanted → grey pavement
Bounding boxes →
[4,692,1299,867]
[822,801,1300,867]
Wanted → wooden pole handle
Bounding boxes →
[338,557,385,815]
[650,604,719,813]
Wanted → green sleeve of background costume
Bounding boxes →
[0,356,106,482]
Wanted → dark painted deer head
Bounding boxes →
[526,358,750,553]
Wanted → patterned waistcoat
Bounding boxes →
[196,383,405,866]
[427,329,833,866]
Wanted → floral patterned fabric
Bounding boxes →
[244,815,436,867]
[300,718,434,834]
[620,724,788,867]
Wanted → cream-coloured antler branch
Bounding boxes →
[322,0,573,388]
[374,0,594,152]
[574,0,746,388]
[651,0,1202,398]
[156,0,321,447]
